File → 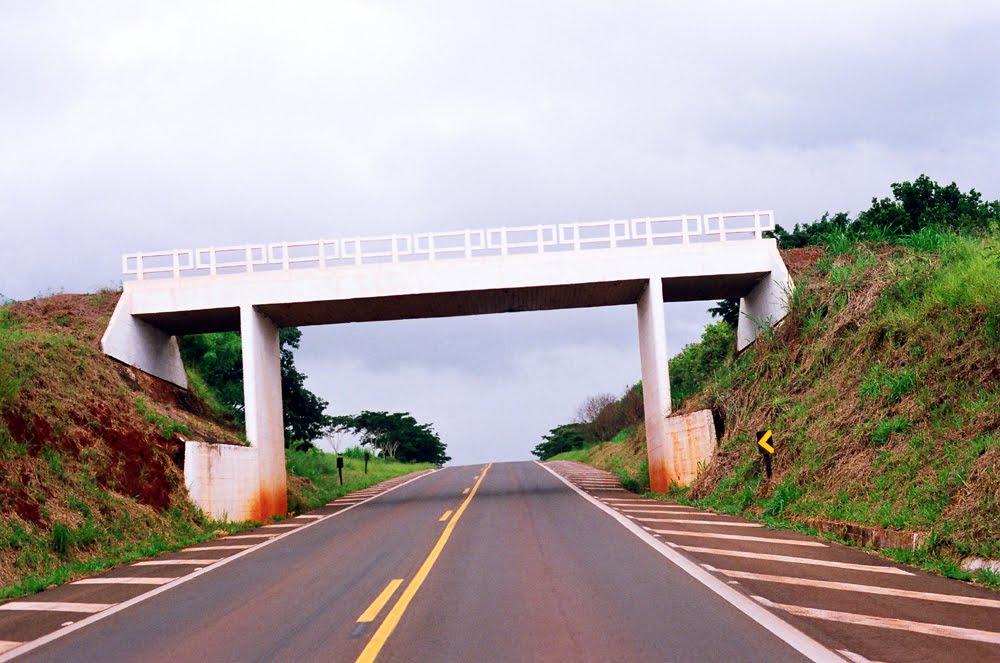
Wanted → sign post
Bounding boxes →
[756,430,774,479]
[337,456,344,486]
[364,451,370,475]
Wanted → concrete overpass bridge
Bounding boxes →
[102,211,791,521]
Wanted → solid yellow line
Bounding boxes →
[438,510,453,522]
[355,464,492,663]
[357,579,404,623]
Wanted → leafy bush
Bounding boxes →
[668,321,735,407]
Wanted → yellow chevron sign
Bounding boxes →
[757,430,774,454]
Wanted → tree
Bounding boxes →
[668,320,736,408]
[179,327,330,449]
[770,211,852,249]
[530,423,595,460]
[329,411,451,465]
[856,175,1000,238]
[574,393,616,424]
[768,176,1000,250]
[708,298,740,329]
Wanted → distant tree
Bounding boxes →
[574,393,617,425]
[855,175,1000,238]
[179,327,330,449]
[769,176,1000,250]
[277,328,328,447]
[329,411,450,465]
[770,211,852,249]
[708,297,740,329]
[531,423,595,460]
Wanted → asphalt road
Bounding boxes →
[5,461,817,663]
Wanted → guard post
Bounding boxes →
[756,430,774,479]
[337,456,344,486]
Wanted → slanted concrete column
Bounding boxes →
[240,305,287,520]
[636,277,673,493]
[101,290,188,388]
[737,240,793,350]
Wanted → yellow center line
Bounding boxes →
[438,510,453,522]
[355,464,492,663]
[357,579,404,623]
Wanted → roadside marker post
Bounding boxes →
[337,456,344,485]
[757,430,774,479]
[364,451,370,475]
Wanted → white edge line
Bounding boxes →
[0,468,439,662]
[535,461,846,663]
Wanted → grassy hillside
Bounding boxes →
[0,292,429,599]
[556,232,1000,584]
[684,233,999,571]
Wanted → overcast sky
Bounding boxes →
[2,2,998,465]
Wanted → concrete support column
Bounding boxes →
[240,305,287,520]
[636,277,673,493]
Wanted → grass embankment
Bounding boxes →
[560,233,1000,586]
[287,448,435,511]
[0,293,429,600]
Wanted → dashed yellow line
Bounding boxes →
[357,579,404,623]
[355,464,492,663]
[438,510,453,522]
[462,487,470,495]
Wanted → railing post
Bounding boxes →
[682,216,690,246]
[754,211,762,239]
[429,233,436,261]
[719,215,727,243]
[355,237,362,265]
[500,227,508,256]
[319,241,327,269]
[209,247,217,275]
[137,254,144,280]
[465,230,471,258]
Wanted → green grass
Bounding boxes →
[285,448,435,513]
[547,447,592,462]
[134,396,192,440]
[0,448,431,601]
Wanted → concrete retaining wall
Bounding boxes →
[184,441,261,522]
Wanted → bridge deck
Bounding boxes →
[125,242,775,334]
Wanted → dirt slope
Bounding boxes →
[0,291,243,591]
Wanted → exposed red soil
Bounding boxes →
[0,292,243,523]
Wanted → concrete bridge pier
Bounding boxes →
[240,305,288,520]
[636,278,675,493]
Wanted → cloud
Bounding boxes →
[1,1,998,463]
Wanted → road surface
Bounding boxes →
[2,461,998,662]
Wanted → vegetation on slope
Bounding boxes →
[0,292,433,599]
[541,176,1000,584]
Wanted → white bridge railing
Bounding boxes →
[123,210,775,280]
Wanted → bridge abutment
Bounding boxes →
[240,305,288,520]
